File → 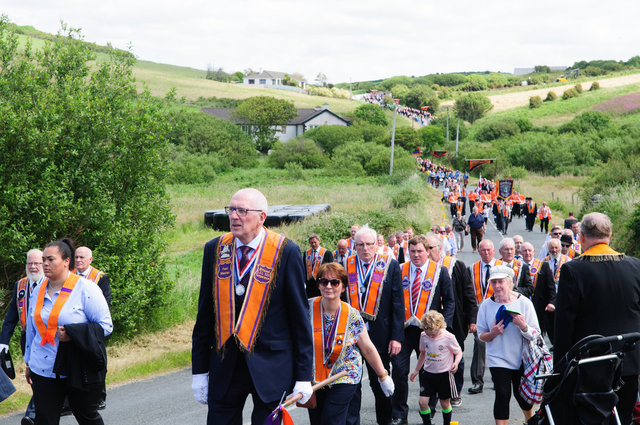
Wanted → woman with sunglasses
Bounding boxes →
[24,239,112,425]
[307,262,394,425]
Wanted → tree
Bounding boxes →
[0,19,173,336]
[534,65,551,73]
[417,126,445,151]
[454,93,493,123]
[353,103,388,126]
[315,72,328,86]
[404,84,439,111]
[463,74,488,91]
[232,96,297,154]
[205,64,230,82]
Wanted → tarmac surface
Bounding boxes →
[0,210,552,425]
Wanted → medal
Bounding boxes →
[235,284,246,296]
[360,286,366,294]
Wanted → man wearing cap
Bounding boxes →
[467,239,497,394]
[521,242,556,340]
[495,238,534,298]
[390,235,455,424]
[333,239,351,268]
[191,188,313,425]
[560,233,577,259]
[304,234,334,298]
[346,225,403,425]
[554,212,640,425]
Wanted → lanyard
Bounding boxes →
[234,234,263,282]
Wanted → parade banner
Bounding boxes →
[497,178,514,199]
[468,159,495,171]
[412,147,422,156]
[432,150,448,157]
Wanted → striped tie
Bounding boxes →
[411,268,422,309]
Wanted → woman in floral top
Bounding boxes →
[307,262,394,425]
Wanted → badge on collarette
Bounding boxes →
[219,244,232,261]
[401,278,410,289]
[422,278,433,291]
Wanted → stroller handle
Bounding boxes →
[580,332,640,355]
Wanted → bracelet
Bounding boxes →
[378,369,388,379]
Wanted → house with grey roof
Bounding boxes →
[201,104,350,142]
[243,70,286,86]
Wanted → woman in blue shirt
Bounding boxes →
[24,239,112,425]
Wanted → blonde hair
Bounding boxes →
[420,310,446,333]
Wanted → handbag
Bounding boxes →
[519,333,552,404]
[464,225,470,236]
[0,349,15,380]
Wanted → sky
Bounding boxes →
[3,1,639,84]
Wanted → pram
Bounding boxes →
[528,332,640,425]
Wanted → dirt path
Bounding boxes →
[441,73,640,112]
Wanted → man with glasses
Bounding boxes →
[0,249,44,425]
[538,224,563,260]
[304,233,333,298]
[390,235,455,424]
[345,225,403,425]
[560,233,577,258]
[192,188,313,425]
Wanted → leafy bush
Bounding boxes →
[583,66,606,76]
[562,88,579,100]
[559,111,612,134]
[429,115,469,141]
[284,161,305,179]
[529,96,543,108]
[417,126,445,151]
[590,81,600,91]
[168,151,229,184]
[267,138,327,169]
[304,125,363,154]
[463,74,488,91]
[391,187,421,208]
[379,76,413,91]
[353,103,388,126]
[392,127,420,152]
[332,142,415,177]
[404,84,439,111]
[499,166,528,180]
[391,84,410,100]
[574,83,583,94]
[454,92,493,123]
[433,73,468,87]
[475,119,521,142]
[515,118,534,133]
[545,91,558,101]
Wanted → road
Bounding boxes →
[0,213,550,425]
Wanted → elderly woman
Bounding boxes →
[307,262,394,425]
[477,265,540,425]
[24,239,112,425]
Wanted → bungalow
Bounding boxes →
[242,71,285,87]
[201,104,350,142]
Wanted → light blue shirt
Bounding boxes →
[24,275,112,378]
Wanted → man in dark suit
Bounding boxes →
[346,225,404,425]
[427,234,478,407]
[497,238,534,298]
[521,242,556,341]
[523,197,537,232]
[554,212,640,425]
[304,233,334,298]
[333,239,350,268]
[191,188,313,425]
[390,234,456,424]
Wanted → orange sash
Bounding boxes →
[83,266,104,283]
[495,258,522,284]
[17,277,29,329]
[439,255,455,277]
[401,261,440,325]
[34,273,80,346]
[214,229,285,352]
[527,258,543,288]
[389,245,399,259]
[471,261,493,305]
[346,254,389,320]
[545,255,569,282]
[306,247,327,279]
[311,298,351,383]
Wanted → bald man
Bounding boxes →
[74,246,111,306]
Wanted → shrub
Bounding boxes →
[529,96,543,108]
[574,83,583,94]
[545,91,558,101]
[353,103,388,126]
[168,151,229,184]
[475,119,521,142]
[391,187,421,208]
[417,126,445,151]
[392,127,420,152]
[454,92,493,123]
[304,125,363,154]
[499,166,528,180]
[562,88,579,100]
[404,84,440,111]
[284,161,305,179]
[332,142,414,177]
[463,74,488,91]
[559,111,612,134]
[433,73,468,87]
[515,118,534,133]
[429,115,469,141]
[267,138,327,169]
[590,81,600,91]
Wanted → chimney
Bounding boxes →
[322,104,329,110]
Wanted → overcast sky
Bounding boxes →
[3,1,639,84]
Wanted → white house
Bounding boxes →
[201,104,350,142]
[242,71,285,87]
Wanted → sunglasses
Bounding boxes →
[561,244,572,248]
[318,278,341,287]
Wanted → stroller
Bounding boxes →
[528,332,640,425]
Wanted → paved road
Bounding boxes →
[0,213,551,425]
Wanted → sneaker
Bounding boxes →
[451,397,462,407]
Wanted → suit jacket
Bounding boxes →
[364,259,405,352]
[449,260,478,349]
[192,236,313,402]
[531,261,556,312]
[0,279,38,352]
[53,322,106,390]
[554,250,640,376]
[96,275,111,307]
[513,263,534,298]
[305,248,334,298]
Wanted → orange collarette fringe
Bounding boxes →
[576,243,624,262]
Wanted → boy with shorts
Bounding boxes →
[410,311,462,425]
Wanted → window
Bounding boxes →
[259,79,266,84]
[248,79,255,84]
[272,79,276,85]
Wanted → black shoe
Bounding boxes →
[97,400,106,410]
[389,419,408,425]
[60,406,73,417]
[468,383,483,394]
[21,417,35,425]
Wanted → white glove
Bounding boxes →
[378,375,395,397]
[292,381,313,405]
[192,373,209,405]
[0,344,8,354]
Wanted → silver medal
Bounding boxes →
[360,286,366,294]
[235,284,246,296]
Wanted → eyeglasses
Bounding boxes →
[427,245,438,250]
[318,278,341,287]
[552,232,562,236]
[27,262,43,266]
[224,206,263,217]
[561,244,572,248]
[355,242,376,248]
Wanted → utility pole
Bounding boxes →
[390,99,399,175]
[455,119,460,154]
[446,106,450,147]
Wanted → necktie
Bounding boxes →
[239,246,252,272]
[553,258,558,274]
[411,269,422,309]
[484,264,491,292]
[312,250,317,271]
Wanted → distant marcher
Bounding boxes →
[452,212,467,252]
[304,234,334,298]
[468,207,485,253]
[333,239,351,268]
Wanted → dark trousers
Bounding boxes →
[470,332,486,386]
[31,373,103,425]
[525,215,535,231]
[470,228,483,250]
[489,367,532,420]
[391,325,422,419]
[348,350,392,425]
[613,375,638,425]
[540,217,549,233]
[308,383,357,425]
[208,353,279,425]
[429,356,465,411]
[25,397,35,419]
